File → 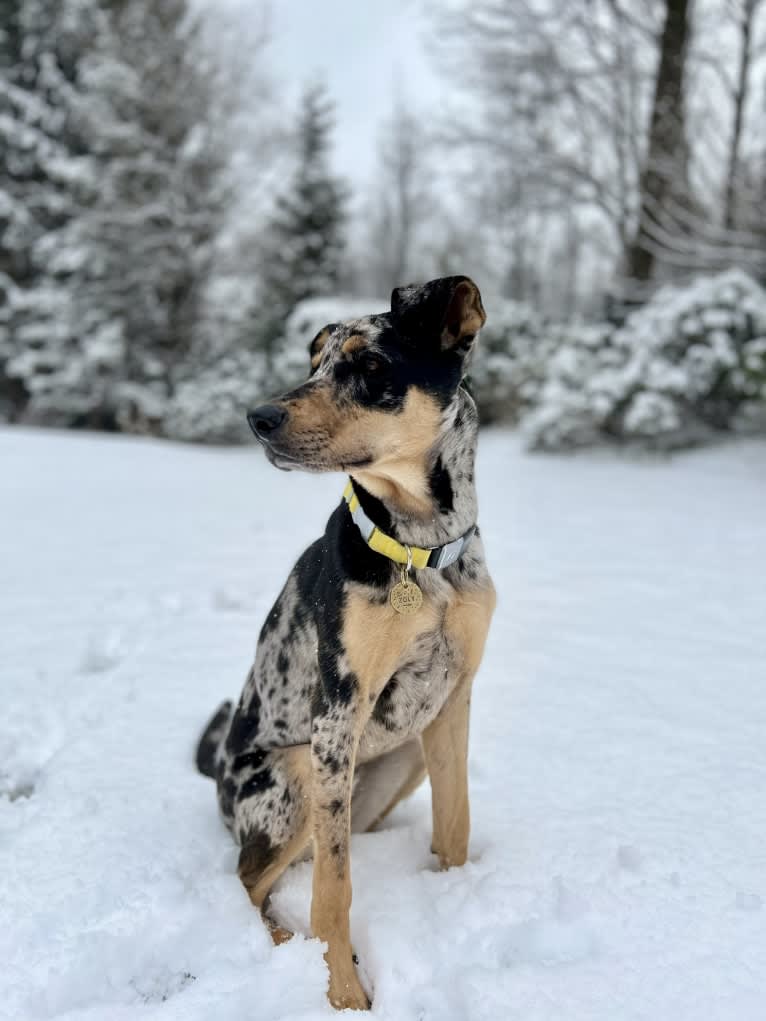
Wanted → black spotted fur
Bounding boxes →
[195,275,492,904]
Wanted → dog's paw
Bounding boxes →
[430,844,467,871]
[329,986,370,1011]
[269,923,294,946]
[327,963,371,1011]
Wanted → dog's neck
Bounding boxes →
[350,386,479,550]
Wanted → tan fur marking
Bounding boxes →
[342,587,440,701]
[285,381,343,432]
[445,582,497,680]
[340,334,368,356]
[350,389,443,516]
[283,385,442,517]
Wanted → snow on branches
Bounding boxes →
[524,270,766,450]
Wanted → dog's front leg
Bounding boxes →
[422,676,472,870]
[422,585,495,870]
[310,691,370,1011]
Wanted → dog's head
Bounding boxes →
[247,275,485,476]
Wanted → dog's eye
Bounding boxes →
[362,355,385,374]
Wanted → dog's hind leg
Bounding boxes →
[351,740,427,833]
[239,741,426,945]
[233,744,313,944]
[239,822,312,944]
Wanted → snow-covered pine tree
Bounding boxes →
[52,0,227,432]
[0,0,226,430]
[0,0,101,420]
[255,82,348,364]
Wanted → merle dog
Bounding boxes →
[196,276,496,1010]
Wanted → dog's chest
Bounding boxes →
[358,626,455,760]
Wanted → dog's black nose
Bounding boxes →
[247,404,287,439]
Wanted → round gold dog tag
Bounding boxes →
[390,578,423,615]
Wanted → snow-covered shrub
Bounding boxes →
[730,335,766,433]
[518,322,618,448]
[163,350,266,443]
[525,269,766,450]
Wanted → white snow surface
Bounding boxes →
[2,426,766,1021]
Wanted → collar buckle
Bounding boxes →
[430,534,467,569]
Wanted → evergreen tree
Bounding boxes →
[0,0,102,418]
[0,0,226,430]
[256,82,348,361]
[68,0,226,431]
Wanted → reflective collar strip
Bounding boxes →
[342,479,475,570]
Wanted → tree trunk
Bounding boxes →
[625,0,691,284]
[724,0,757,231]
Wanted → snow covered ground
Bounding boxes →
[2,425,765,1021]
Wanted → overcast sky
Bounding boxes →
[264,0,442,189]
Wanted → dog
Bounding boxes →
[196,275,496,1010]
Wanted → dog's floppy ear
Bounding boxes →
[390,276,486,353]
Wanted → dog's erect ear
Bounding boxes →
[390,276,486,353]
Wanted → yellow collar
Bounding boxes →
[342,479,475,570]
